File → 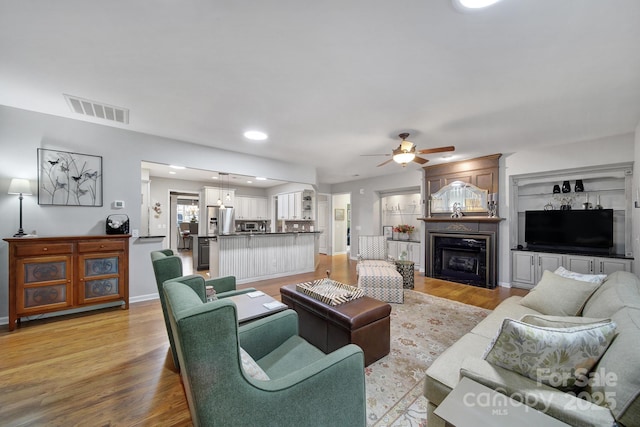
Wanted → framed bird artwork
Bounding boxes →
[37,148,103,206]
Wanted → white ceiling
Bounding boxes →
[2,1,640,184]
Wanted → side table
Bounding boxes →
[395,260,415,289]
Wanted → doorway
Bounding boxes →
[170,192,199,253]
[332,193,351,255]
[317,194,330,254]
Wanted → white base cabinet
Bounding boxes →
[512,250,631,289]
[512,251,562,288]
[387,240,421,270]
[564,254,632,276]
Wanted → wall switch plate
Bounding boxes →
[112,200,125,209]
[131,229,139,238]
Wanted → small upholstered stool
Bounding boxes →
[356,259,395,275]
[357,265,404,303]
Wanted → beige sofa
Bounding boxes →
[424,270,640,427]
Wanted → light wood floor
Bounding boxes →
[0,254,527,426]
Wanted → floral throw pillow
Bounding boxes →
[483,318,617,391]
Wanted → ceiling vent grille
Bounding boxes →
[64,94,129,124]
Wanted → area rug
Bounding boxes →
[366,290,490,427]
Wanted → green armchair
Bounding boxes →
[163,279,366,427]
[150,249,255,370]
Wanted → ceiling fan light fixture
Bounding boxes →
[393,150,416,165]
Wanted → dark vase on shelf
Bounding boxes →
[561,181,571,193]
[553,184,561,194]
[575,180,584,192]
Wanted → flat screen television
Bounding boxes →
[524,209,614,253]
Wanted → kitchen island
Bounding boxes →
[210,232,321,284]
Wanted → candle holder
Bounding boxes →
[487,200,497,217]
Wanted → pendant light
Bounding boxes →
[218,173,226,209]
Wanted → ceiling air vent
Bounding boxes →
[64,94,129,124]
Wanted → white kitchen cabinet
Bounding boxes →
[203,187,234,208]
[511,250,562,289]
[278,191,305,220]
[256,197,268,219]
[277,194,289,219]
[564,254,631,275]
[236,196,269,220]
[235,196,249,219]
[288,192,302,219]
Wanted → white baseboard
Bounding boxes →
[131,293,159,303]
[498,281,512,288]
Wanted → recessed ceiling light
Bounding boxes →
[169,165,185,169]
[244,130,268,141]
[453,0,501,10]
[169,171,176,175]
[212,176,219,180]
[255,177,267,181]
[247,180,253,184]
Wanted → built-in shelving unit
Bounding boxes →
[509,162,633,257]
[509,162,633,288]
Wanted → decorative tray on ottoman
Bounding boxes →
[296,279,365,306]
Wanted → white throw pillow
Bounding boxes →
[554,266,607,285]
[483,318,617,391]
[520,270,602,316]
[239,347,269,381]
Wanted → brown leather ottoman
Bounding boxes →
[280,283,391,366]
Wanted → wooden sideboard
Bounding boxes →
[3,235,130,331]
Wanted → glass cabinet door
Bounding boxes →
[78,253,124,303]
[17,256,73,313]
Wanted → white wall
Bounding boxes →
[501,133,635,285]
[0,106,317,321]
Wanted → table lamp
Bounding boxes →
[8,178,33,237]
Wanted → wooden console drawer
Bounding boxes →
[15,243,73,257]
[78,240,125,253]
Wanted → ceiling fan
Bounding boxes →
[364,133,455,167]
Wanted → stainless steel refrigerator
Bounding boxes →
[207,205,234,235]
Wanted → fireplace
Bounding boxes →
[432,234,490,287]
[423,218,500,289]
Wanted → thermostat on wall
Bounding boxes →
[112,200,125,209]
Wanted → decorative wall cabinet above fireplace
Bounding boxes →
[3,235,130,331]
[422,154,502,288]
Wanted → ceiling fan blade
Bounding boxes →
[417,146,455,155]
[361,153,391,157]
[412,156,428,165]
[377,158,394,167]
